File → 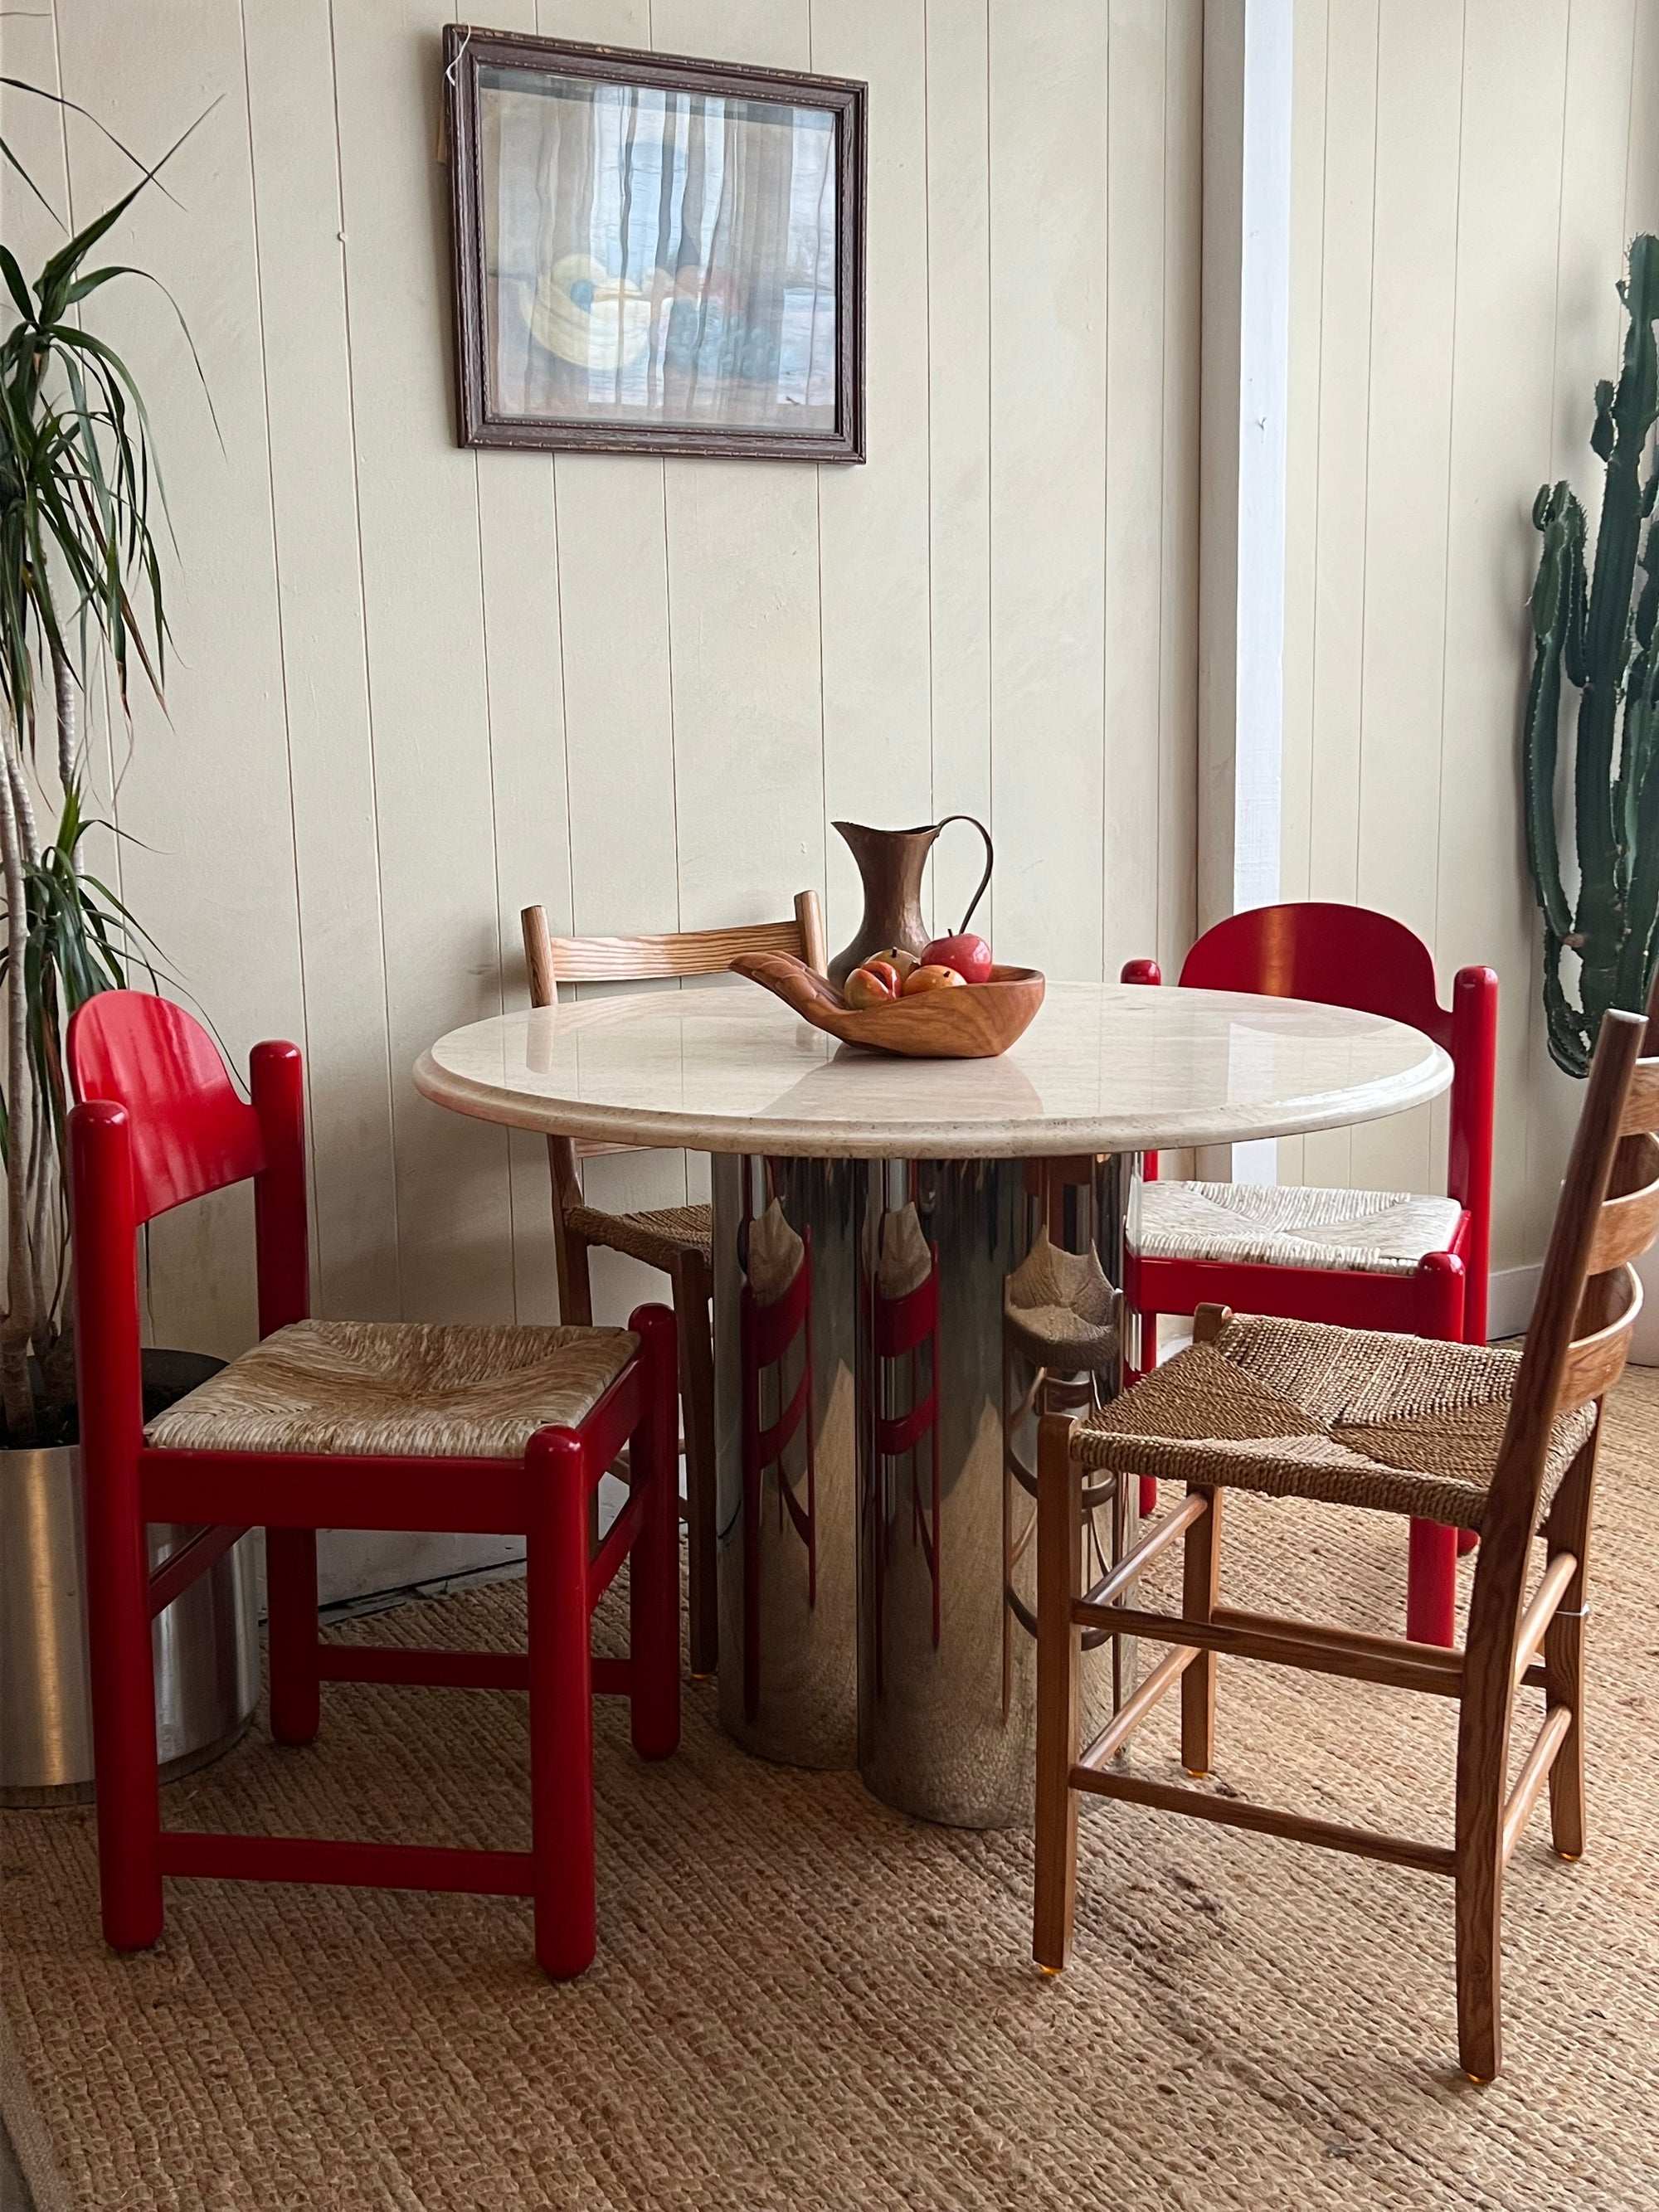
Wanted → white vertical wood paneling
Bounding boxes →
[1282,0,1659,1283]
[990,0,1109,980]
[1345,0,1464,1205]
[243,0,401,1324]
[924,0,994,945]
[3,1,1201,1369]
[1104,0,1168,978]
[815,0,935,956]
[1157,0,1202,978]
[52,0,305,1359]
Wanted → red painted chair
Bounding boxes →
[68,990,679,1979]
[1121,904,1498,1646]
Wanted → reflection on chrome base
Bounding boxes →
[713,1148,1142,1826]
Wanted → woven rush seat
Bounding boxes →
[1004,1230,1119,1373]
[145,1320,636,1460]
[567,1201,712,1271]
[1133,1179,1465,1276]
[1073,1315,1597,1531]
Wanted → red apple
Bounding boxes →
[921,932,993,986]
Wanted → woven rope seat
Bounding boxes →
[1132,1179,1464,1276]
[1073,1315,1596,1531]
[145,1320,636,1460]
[1004,1230,1119,1373]
[567,1201,712,1271]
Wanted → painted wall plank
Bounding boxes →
[814,0,935,956]
[989,0,1109,981]
[1297,0,1379,1195]
[1157,0,1203,978]
[1103,0,1168,980]
[243,0,401,1324]
[1345,0,1465,1204]
[332,0,515,1325]
[654,2,826,936]
[54,0,305,1359]
[924,0,994,946]
[1436,0,1571,1273]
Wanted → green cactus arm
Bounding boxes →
[1542,929,1593,1079]
[1615,687,1659,1014]
[1523,489,1577,941]
[1573,246,1659,1012]
[1564,489,1588,688]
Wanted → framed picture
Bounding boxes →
[443,26,867,462]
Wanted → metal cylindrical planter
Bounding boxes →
[0,1443,259,1804]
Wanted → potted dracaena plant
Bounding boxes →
[0,99,258,1799]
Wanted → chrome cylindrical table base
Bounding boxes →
[713,1149,1137,1826]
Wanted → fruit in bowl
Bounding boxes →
[921,931,993,986]
[902,963,966,994]
[844,962,900,1008]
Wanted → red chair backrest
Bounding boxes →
[1177,903,1451,1043]
[68,991,264,1223]
[69,992,309,1344]
[1151,903,1499,1339]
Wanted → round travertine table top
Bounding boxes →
[415,981,1450,1160]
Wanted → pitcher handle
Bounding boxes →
[933,814,995,935]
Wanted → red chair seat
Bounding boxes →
[1135,1179,1466,1277]
[146,1319,636,1459]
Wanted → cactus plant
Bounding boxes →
[1524,233,1659,1077]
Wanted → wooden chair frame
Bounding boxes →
[1034,992,1659,2080]
[522,892,828,1676]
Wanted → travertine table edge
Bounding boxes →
[413,981,1452,1157]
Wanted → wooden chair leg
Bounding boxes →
[673,1249,718,1676]
[627,1305,683,1760]
[1542,1433,1598,1861]
[557,1228,595,1328]
[1452,1745,1506,2083]
[526,1426,597,1980]
[1454,1547,1520,2082]
[266,1527,321,1746]
[1034,1414,1082,1972]
[1180,1485,1221,1777]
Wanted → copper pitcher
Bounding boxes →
[828,815,994,987]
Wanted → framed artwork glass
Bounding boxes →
[443,26,867,461]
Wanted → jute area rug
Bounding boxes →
[5,1378,1659,2212]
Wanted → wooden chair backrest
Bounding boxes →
[1488,984,1659,1534]
[522,892,827,999]
[519,892,827,1178]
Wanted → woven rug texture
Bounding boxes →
[4,1373,1659,2211]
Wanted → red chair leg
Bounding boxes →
[81,1451,163,1951]
[527,1427,596,1979]
[1406,1517,1459,1646]
[266,1527,321,1745]
[627,1304,682,1762]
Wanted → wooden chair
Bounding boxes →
[1122,903,1500,1646]
[522,892,828,1676]
[69,991,680,1979]
[1033,988,1659,2079]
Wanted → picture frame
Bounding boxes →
[442,25,867,462]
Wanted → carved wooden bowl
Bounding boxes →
[730,951,1046,1060]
